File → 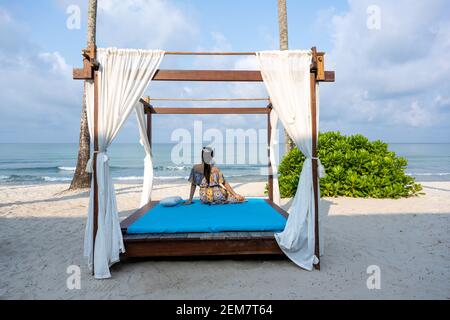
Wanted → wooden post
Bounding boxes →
[146,112,152,147]
[310,48,320,270]
[143,97,152,146]
[267,105,274,202]
[92,47,99,275]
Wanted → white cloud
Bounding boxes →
[97,0,197,50]
[234,56,258,70]
[319,0,450,141]
[0,7,80,142]
[401,101,433,127]
[38,52,70,74]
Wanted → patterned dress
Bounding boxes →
[189,166,241,204]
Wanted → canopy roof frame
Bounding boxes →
[73,46,334,83]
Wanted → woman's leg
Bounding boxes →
[222,182,245,202]
[199,187,210,204]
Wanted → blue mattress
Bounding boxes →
[127,198,287,234]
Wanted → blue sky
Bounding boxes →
[0,0,449,143]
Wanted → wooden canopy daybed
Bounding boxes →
[74,47,334,277]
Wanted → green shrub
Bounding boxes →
[278,131,422,198]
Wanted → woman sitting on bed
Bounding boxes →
[184,147,246,205]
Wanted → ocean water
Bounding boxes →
[0,143,449,185]
[0,143,270,185]
[389,143,450,181]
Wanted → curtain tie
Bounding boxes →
[85,151,109,173]
[308,157,326,178]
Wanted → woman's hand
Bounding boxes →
[235,194,245,202]
[184,183,196,205]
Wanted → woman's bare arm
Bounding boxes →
[184,183,196,205]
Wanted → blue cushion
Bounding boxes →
[160,196,183,207]
[127,198,286,234]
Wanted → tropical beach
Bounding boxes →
[1,142,450,299]
[1,0,450,304]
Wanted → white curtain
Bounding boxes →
[256,50,324,271]
[269,109,281,205]
[135,104,153,207]
[84,48,164,279]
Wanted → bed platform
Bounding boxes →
[120,198,288,258]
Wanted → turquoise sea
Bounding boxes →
[0,143,449,185]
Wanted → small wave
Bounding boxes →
[221,165,267,170]
[154,176,188,180]
[115,176,188,181]
[58,166,76,171]
[407,172,450,176]
[114,176,190,181]
[0,165,60,171]
[154,165,190,171]
[110,165,142,170]
[0,175,71,183]
[43,176,72,182]
[0,174,44,182]
[226,173,254,178]
[115,176,144,181]
[166,166,189,171]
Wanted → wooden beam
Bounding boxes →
[323,71,335,82]
[165,51,256,56]
[122,238,283,258]
[151,69,334,82]
[144,106,270,115]
[164,51,326,56]
[144,97,270,102]
[152,69,263,82]
[73,67,92,80]
[264,199,288,218]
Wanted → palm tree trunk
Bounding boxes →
[69,0,97,190]
[277,0,295,153]
[278,0,289,51]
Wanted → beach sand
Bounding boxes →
[0,181,449,299]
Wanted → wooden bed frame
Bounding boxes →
[120,199,288,258]
[73,47,334,270]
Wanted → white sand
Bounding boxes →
[0,181,449,299]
